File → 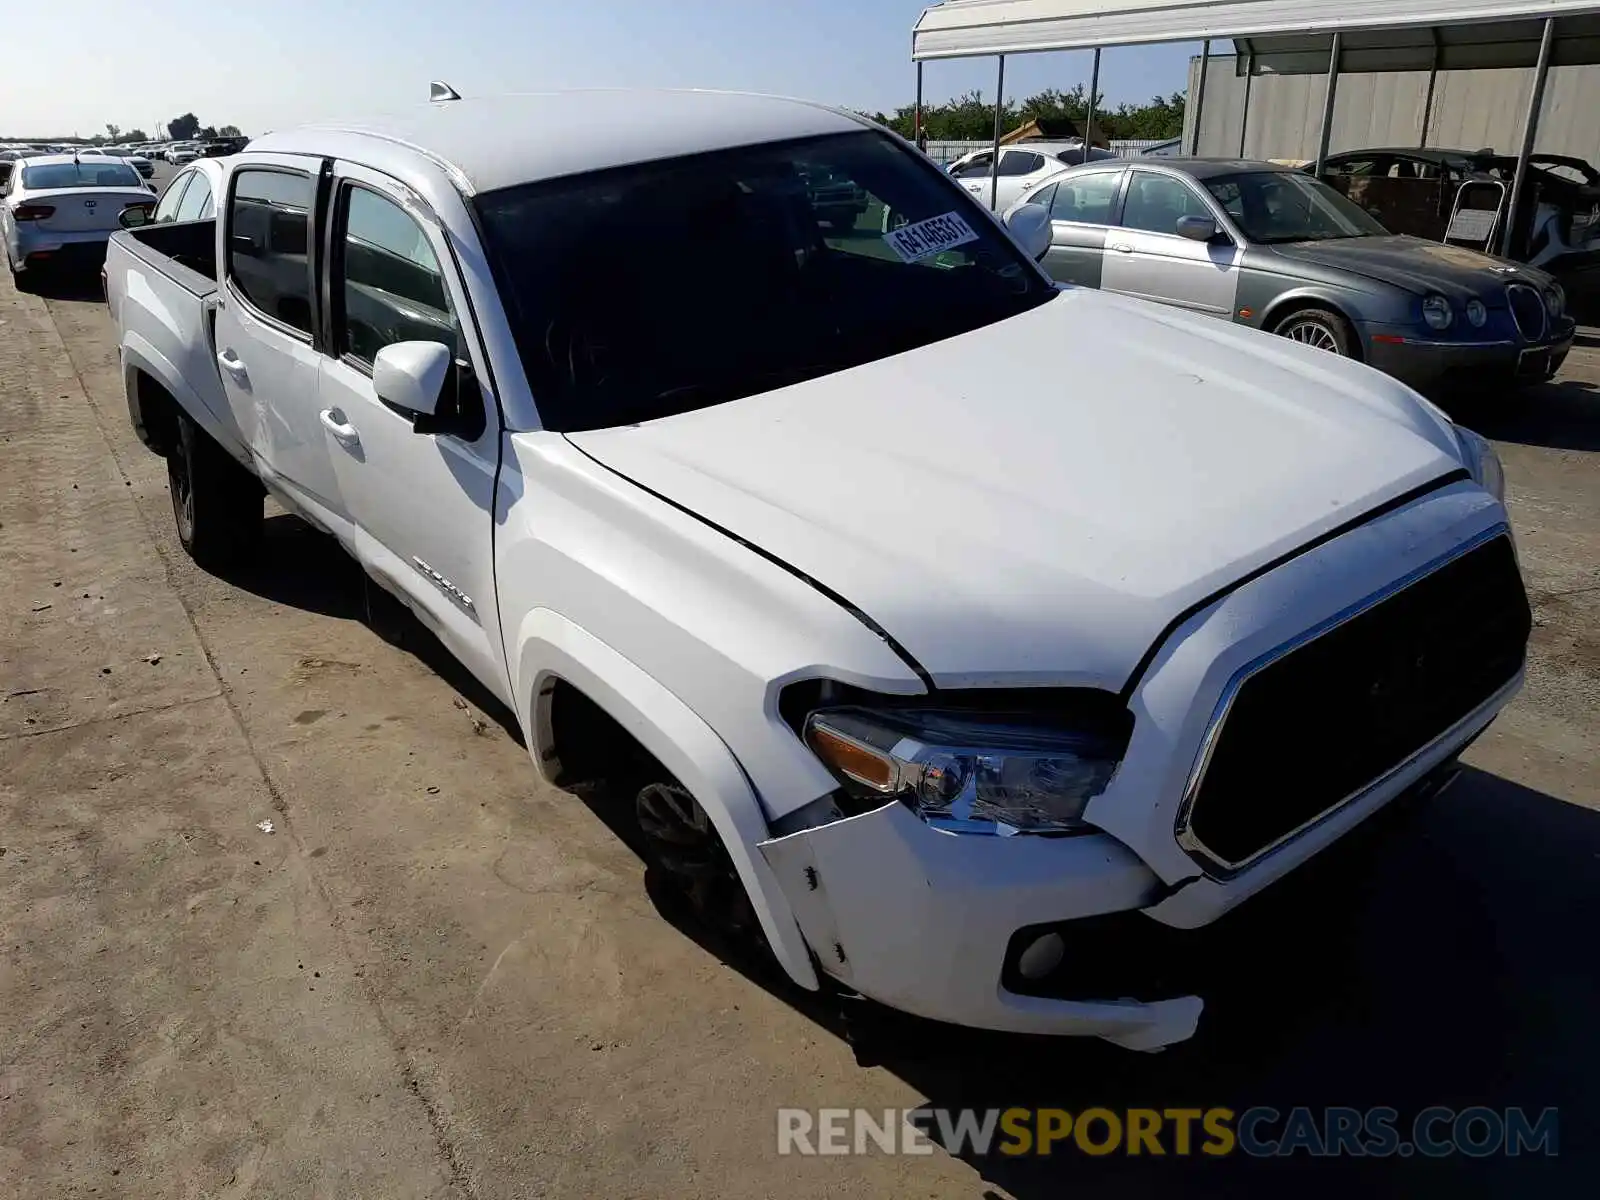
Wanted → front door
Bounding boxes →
[315,163,510,705]
[1039,168,1126,288]
[211,154,354,542]
[1100,170,1241,317]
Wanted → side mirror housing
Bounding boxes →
[119,204,152,229]
[373,340,452,420]
[1004,202,1053,261]
[1176,215,1220,242]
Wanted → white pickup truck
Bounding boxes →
[104,89,1531,1052]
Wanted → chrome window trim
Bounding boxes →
[1173,522,1515,879]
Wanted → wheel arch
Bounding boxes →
[121,332,251,463]
[1259,292,1365,361]
[515,607,820,992]
[126,366,181,457]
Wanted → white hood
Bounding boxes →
[567,290,1465,690]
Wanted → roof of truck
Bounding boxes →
[248,90,868,195]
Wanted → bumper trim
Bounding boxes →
[1382,336,1515,347]
[1173,523,1512,879]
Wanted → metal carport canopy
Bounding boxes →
[911,0,1600,59]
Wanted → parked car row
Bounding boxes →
[98,89,1530,1052]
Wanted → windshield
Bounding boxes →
[22,161,141,189]
[473,130,1053,432]
[1205,170,1390,244]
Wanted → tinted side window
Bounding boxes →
[1050,171,1123,224]
[950,153,992,179]
[175,173,213,221]
[997,151,1044,176]
[228,168,313,335]
[337,186,458,365]
[1121,173,1212,235]
[153,173,191,223]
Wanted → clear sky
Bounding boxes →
[6,1,1197,138]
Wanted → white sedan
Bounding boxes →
[2,155,156,286]
[947,140,1119,211]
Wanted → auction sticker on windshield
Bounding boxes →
[883,212,979,263]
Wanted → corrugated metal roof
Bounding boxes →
[912,0,1600,60]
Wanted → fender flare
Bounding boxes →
[514,608,820,992]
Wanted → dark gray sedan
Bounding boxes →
[1004,158,1576,394]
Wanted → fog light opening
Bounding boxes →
[1016,932,1066,981]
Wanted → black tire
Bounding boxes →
[7,248,38,293]
[635,780,767,954]
[1273,307,1355,357]
[168,409,262,569]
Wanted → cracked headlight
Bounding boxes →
[1456,424,1505,503]
[1422,295,1454,331]
[804,707,1124,835]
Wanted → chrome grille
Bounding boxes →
[1507,283,1547,341]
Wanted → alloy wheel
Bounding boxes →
[1280,318,1342,353]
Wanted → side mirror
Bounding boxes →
[119,205,152,229]
[1176,215,1219,242]
[1004,202,1053,261]
[373,340,452,421]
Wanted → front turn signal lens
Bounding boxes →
[807,723,898,793]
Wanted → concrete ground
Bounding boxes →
[2,234,1597,1196]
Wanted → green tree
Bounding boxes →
[218,124,242,138]
[126,128,149,142]
[105,123,121,141]
[198,125,218,139]
[876,86,1183,144]
[167,113,201,140]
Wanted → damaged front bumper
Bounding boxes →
[758,801,1204,1052]
[757,762,1464,1053]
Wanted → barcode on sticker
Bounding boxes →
[882,212,979,262]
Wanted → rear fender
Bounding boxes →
[121,334,248,466]
[514,607,820,992]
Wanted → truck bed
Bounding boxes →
[115,219,218,295]
[107,217,247,466]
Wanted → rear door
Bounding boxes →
[1039,168,1126,288]
[992,149,1047,211]
[211,154,355,543]
[314,162,510,703]
[1100,169,1242,317]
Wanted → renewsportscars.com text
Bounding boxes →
[777,1106,1559,1158]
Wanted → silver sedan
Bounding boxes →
[3,155,157,286]
[1004,158,1576,395]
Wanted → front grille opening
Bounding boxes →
[1507,283,1547,341]
[1184,535,1530,870]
